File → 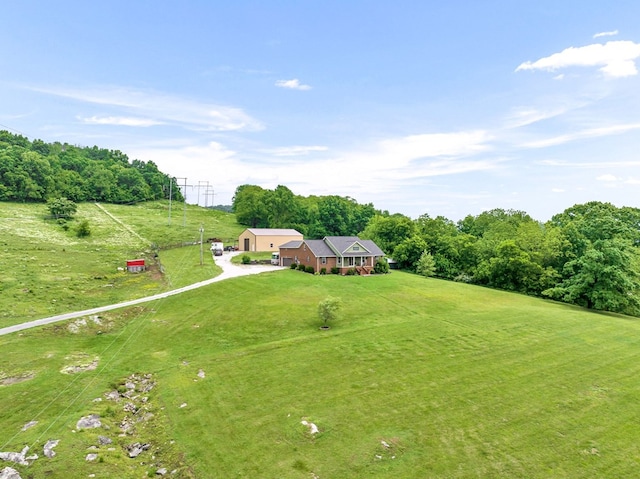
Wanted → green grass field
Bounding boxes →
[0,201,239,328]
[2,265,640,478]
[2,201,640,477]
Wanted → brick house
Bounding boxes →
[279,236,385,274]
[238,228,303,252]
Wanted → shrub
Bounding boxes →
[374,258,390,274]
[330,267,339,275]
[76,219,91,238]
[241,255,251,264]
[346,268,356,276]
[320,268,327,275]
[306,265,315,274]
[290,262,298,269]
[297,263,306,271]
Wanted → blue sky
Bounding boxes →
[2,1,639,221]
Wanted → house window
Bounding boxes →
[353,246,360,251]
[321,257,327,264]
[306,256,310,262]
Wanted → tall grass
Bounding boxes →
[0,201,240,328]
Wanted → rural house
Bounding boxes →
[279,236,385,275]
[238,228,303,252]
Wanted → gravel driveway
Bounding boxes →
[0,252,284,336]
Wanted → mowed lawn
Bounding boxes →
[2,269,640,478]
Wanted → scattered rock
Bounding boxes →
[179,403,187,409]
[98,436,112,446]
[43,440,59,458]
[0,446,37,466]
[197,369,205,379]
[301,420,319,435]
[60,354,99,374]
[85,453,98,462]
[0,467,22,479]
[20,421,37,432]
[0,374,34,386]
[76,414,102,430]
[127,443,150,458]
[105,390,120,401]
[156,468,167,475]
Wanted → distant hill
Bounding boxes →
[0,130,183,204]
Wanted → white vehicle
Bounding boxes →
[271,252,280,265]
[211,242,224,256]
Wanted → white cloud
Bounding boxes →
[504,106,571,128]
[126,130,498,206]
[28,85,263,132]
[79,115,163,127]
[625,177,640,184]
[552,188,565,193]
[275,79,312,90]
[597,174,618,181]
[539,159,640,169]
[594,30,619,38]
[378,131,493,161]
[266,145,328,156]
[516,40,640,78]
[521,122,640,148]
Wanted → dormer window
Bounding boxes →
[353,246,360,251]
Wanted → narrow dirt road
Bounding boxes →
[0,252,283,337]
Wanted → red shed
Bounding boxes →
[126,259,146,273]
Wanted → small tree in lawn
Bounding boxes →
[318,296,341,329]
[416,250,436,277]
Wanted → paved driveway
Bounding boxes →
[0,252,283,336]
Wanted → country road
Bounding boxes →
[0,252,284,337]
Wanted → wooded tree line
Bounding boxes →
[234,185,640,316]
[0,130,183,203]
[361,203,640,316]
[232,184,378,238]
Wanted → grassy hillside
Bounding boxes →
[2,268,640,478]
[0,201,241,328]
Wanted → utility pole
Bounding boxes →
[172,177,192,227]
[197,180,209,206]
[199,223,205,266]
[204,188,216,209]
[167,179,174,225]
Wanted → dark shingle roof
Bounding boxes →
[304,239,334,257]
[280,240,304,248]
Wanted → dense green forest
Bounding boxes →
[233,185,640,317]
[0,130,183,203]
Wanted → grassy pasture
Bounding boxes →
[2,269,640,478]
[0,201,239,328]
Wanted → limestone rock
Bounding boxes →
[76,414,101,429]
[43,440,59,458]
[20,421,37,432]
[127,442,150,458]
[0,467,22,479]
[98,436,112,446]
